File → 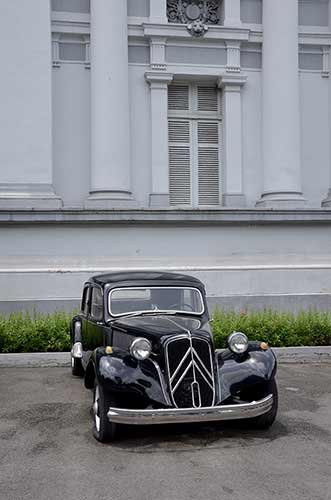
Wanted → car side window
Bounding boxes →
[81,286,90,315]
[91,287,103,321]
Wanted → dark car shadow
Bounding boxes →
[108,419,289,453]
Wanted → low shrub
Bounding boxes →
[0,310,72,353]
[0,308,330,353]
[212,308,331,349]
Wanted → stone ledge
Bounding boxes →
[0,346,330,368]
[1,208,331,224]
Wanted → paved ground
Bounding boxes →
[0,364,330,500]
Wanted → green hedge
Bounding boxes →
[0,311,72,353]
[0,308,330,353]
[212,308,331,348]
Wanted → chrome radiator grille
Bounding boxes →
[165,335,215,408]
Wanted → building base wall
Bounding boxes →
[1,214,331,314]
[1,293,331,315]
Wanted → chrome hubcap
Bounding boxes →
[93,386,100,432]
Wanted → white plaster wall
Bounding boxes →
[298,0,329,26]
[241,71,263,206]
[1,224,331,259]
[0,1,53,184]
[52,64,90,206]
[1,224,331,302]
[129,65,152,207]
[299,72,329,207]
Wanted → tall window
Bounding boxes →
[168,83,222,207]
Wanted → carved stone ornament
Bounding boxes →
[167,0,221,37]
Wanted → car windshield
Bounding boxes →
[109,286,204,317]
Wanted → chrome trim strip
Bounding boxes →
[107,394,274,425]
[170,347,191,383]
[108,286,205,317]
[172,361,193,393]
[149,359,172,407]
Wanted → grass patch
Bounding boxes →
[0,308,330,353]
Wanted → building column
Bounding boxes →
[322,75,331,206]
[322,9,331,206]
[218,75,247,207]
[257,0,305,208]
[145,72,173,207]
[86,0,133,208]
[0,0,61,209]
[223,0,241,27]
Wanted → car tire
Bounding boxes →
[247,378,278,429]
[71,356,84,377]
[92,382,119,443]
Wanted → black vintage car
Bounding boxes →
[71,272,278,442]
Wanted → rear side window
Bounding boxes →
[91,287,103,321]
[81,286,90,315]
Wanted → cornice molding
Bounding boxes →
[1,209,331,225]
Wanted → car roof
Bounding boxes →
[90,271,203,287]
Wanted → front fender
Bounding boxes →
[91,347,169,407]
[217,344,277,403]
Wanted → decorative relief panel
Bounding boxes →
[167,0,221,37]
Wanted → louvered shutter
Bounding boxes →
[168,83,221,207]
[197,86,219,112]
[169,120,191,206]
[168,85,189,111]
[197,121,220,205]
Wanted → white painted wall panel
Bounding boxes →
[241,71,263,206]
[128,0,149,17]
[298,0,328,26]
[0,1,53,184]
[1,224,331,303]
[299,73,329,207]
[129,65,152,206]
[52,64,90,206]
[2,224,331,259]
[52,0,90,13]
[240,0,262,24]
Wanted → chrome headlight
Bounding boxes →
[228,332,248,354]
[130,338,152,360]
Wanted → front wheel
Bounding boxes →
[92,383,119,443]
[247,378,278,429]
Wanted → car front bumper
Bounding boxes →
[107,394,273,425]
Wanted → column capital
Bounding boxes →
[225,41,242,73]
[218,74,247,92]
[145,72,173,88]
[149,36,167,71]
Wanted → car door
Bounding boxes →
[85,285,104,355]
[80,284,91,368]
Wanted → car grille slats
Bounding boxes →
[165,336,215,408]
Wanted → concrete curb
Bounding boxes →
[0,346,330,368]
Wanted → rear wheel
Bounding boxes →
[92,382,119,443]
[247,378,278,429]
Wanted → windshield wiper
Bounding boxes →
[109,310,181,322]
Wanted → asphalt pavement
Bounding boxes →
[0,364,330,500]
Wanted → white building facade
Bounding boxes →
[0,0,331,312]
